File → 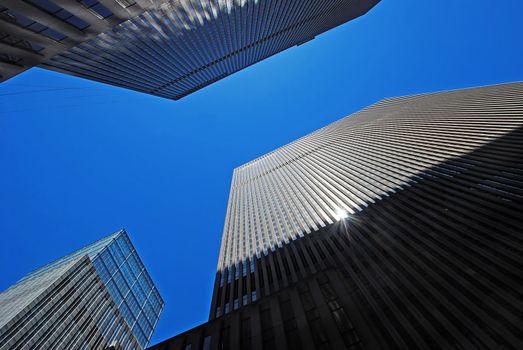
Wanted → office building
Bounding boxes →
[149,81,523,349]
[0,229,163,350]
[0,0,380,99]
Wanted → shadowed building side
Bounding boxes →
[149,268,379,350]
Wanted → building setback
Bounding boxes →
[149,82,523,349]
[0,229,164,350]
[0,0,380,99]
[150,268,375,350]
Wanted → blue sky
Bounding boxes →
[1,0,522,345]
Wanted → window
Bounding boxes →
[25,0,89,30]
[299,290,315,311]
[240,318,251,348]
[318,278,357,346]
[260,308,275,349]
[77,0,113,19]
[115,0,136,7]
[0,33,36,54]
[202,336,212,350]
[279,298,294,320]
[308,318,330,347]
[219,326,230,350]
[1,8,68,41]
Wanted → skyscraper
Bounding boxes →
[0,0,380,99]
[0,229,163,350]
[148,81,523,349]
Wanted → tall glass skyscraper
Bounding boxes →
[0,0,380,99]
[0,229,163,350]
[149,81,523,350]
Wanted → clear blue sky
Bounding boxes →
[1,0,522,345]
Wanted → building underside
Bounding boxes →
[0,0,380,99]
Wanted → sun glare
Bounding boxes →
[336,208,349,220]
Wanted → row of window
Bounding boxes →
[0,52,22,65]
[0,32,44,53]
[215,226,355,318]
[25,0,89,29]
[0,6,67,41]
[173,272,359,350]
[216,291,257,318]
[77,0,113,19]
[18,231,120,283]
[0,0,128,53]
[92,233,162,348]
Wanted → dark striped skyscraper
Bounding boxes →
[0,0,380,99]
[0,229,163,350]
[149,81,523,350]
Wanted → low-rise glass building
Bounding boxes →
[0,229,163,350]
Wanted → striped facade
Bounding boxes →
[0,230,163,350]
[0,0,380,99]
[201,81,523,349]
[149,269,375,350]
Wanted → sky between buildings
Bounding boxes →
[1,0,523,345]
